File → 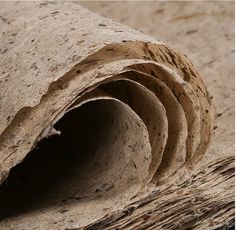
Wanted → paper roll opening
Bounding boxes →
[0,98,151,219]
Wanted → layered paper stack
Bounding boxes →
[0,2,233,229]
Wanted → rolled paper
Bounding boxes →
[0,2,214,229]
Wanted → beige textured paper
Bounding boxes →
[0,2,215,229]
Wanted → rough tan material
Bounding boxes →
[0,1,233,229]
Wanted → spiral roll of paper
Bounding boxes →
[0,2,214,229]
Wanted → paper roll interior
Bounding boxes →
[0,98,151,219]
[0,2,214,229]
